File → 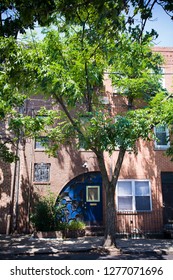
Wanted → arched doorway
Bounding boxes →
[58,172,103,226]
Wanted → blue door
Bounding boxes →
[58,172,103,225]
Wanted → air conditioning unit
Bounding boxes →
[99,96,109,104]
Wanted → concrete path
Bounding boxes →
[0,234,173,257]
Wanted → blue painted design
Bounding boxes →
[58,172,103,225]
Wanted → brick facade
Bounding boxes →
[0,47,173,234]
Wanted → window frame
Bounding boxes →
[161,67,165,89]
[116,179,152,213]
[86,186,100,202]
[154,125,170,150]
[33,163,51,183]
[34,136,49,151]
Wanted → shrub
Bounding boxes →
[30,191,66,231]
[67,220,85,231]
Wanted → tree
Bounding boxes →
[0,36,27,162]
[54,0,173,39]
[1,0,172,163]
[1,0,172,241]
[0,0,56,38]
[5,18,166,246]
[0,0,57,162]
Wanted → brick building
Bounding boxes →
[0,47,173,236]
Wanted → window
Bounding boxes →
[86,186,100,202]
[117,180,152,212]
[161,67,165,88]
[34,163,50,182]
[35,136,48,150]
[154,125,169,149]
[36,115,51,130]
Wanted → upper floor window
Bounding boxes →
[116,180,152,212]
[35,136,48,150]
[161,67,165,89]
[34,163,50,182]
[154,125,170,150]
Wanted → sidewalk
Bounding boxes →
[0,234,173,257]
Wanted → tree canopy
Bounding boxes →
[0,0,57,162]
[6,27,165,152]
[1,0,173,163]
[0,0,56,37]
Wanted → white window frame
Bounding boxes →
[86,186,100,202]
[154,125,170,150]
[116,179,152,212]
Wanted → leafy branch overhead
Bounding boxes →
[5,25,166,157]
[1,0,173,163]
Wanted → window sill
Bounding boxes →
[78,148,92,152]
[117,210,152,214]
[154,147,169,151]
[33,182,51,185]
[34,149,46,152]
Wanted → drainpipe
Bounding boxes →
[8,106,24,234]
[8,138,20,234]
[25,106,35,233]
[27,161,33,233]
[14,144,20,232]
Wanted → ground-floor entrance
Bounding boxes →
[59,172,103,226]
[161,172,173,224]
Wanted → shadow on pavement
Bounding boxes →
[1,235,173,260]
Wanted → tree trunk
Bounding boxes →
[95,151,117,247]
[96,148,126,248]
[103,182,117,247]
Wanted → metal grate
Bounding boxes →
[34,163,50,182]
[115,208,163,237]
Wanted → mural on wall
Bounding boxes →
[57,172,103,226]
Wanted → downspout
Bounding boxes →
[27,161,33,233]
[24,147,33,233]
[14,106,25,233]
[14,144,20,232]
[9,106,24,234]
[8,138,20,234]
[26,107,35,233]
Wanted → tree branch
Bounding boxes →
[53,93,85,138]
[94,150,110,189]
[139,0,158,41]
[112,147,126,187]
[84,62,92,112]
